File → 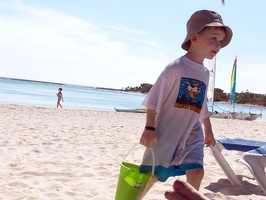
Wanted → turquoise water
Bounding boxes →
[0,77,146,111]
[0,77,265,121]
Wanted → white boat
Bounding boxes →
[245,113,262,121]
[235,112,251,120]
[210,111,229,119]
[207,56,231,119]
[114,107,146,113]
[207,56,261,121]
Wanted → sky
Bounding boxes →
[0,0,265,94]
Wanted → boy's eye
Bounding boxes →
[211,37,223,45]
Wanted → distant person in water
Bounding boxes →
[56,88,64,108]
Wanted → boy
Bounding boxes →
[56,88,64,108]
[138,10,233,198]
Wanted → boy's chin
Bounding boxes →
[206,55,216,60]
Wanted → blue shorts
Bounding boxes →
[139,163,203,182]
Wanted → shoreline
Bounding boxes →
[2,103,264,121]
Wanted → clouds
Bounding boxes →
[0,1,265,94]
[0,1,175,88]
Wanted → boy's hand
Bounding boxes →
[204,134,216,147]
[202,117,216,147]
[140,130,158,148]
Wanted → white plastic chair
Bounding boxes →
[208,138,266,193]
[240,146,266,194]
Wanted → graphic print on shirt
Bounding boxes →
[174,77,206,113]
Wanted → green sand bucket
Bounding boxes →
[115,144,155,200]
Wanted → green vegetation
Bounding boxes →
[213,88,266,107]
[124,83,153,93]
[124,84,266,107]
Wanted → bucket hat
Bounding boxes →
[181,10,233,51]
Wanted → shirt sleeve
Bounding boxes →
[142,67,174,113]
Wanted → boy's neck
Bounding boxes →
[184,51,204,65]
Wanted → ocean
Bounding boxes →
[0,77,146,111]
[0,77,265,121]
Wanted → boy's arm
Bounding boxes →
[139,108,157,148]
[202,117,216,147]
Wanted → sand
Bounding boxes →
[0,104,266,200]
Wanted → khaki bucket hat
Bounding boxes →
[181,10,233,51]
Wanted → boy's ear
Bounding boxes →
[191,34,198,42]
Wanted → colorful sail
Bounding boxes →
[230,57,237,111]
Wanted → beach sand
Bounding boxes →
[0,104,266,200]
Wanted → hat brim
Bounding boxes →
[181,22,233,51]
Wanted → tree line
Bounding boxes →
[123,84,266,107]
[213,88,266,107]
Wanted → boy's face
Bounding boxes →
[193,27,225,60]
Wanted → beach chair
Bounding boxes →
[240,146,266,194]
[208,138,266,193]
